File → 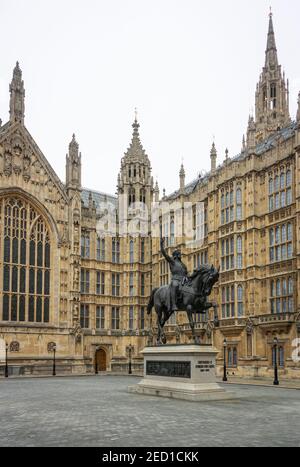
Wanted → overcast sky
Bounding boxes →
[0,0,299,196]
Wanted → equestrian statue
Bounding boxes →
[147,237,219,345]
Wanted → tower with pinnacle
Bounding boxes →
[66,134,82,190]
[118,112,154,215]
[254,11,290,142]
[297,92,300,124]
[9,62,25,125]
[210,142,217,172]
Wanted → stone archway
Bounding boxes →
[95,348,107,372]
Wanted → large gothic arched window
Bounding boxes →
[1,197,51,323]
[129,187,136,207]
[140,188,146,204]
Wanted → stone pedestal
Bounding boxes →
[128,345,234,402]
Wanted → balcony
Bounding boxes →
[219,318,246,334]
[180,322,207,332]
[258,312,295,331]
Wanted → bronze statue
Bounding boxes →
[147,238,219,345]
[160,237,188,312]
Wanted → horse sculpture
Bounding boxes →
[147,265,219,345]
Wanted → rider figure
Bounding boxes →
[160,237,189,312]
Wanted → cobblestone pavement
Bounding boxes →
[0,375,299,447]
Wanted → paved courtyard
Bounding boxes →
[0,375,299,447]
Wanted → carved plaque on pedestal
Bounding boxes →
[146,361,191,379]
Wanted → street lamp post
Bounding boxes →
[52,344,56,377]
[128,344,133,375]
[95,346,100,375]
[5,343,9,378]
[273,337,279,386]
[223,339,228,382]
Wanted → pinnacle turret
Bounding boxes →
[297,92,300,123]
[179,163,185,194]
[118,112,152,212]
[254,13,290,141]
[66,134,81,189]
[265,10,278,68]
[154,181,160,202]
[124,113,149,162]
[9,62,25,124]
[69,134,80,161]
[210,142,217,172]
[247,116,256,150]
[241,135,246,153]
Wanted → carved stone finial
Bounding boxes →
[10,62,25,124]
[210,142,217,172]
[66,134,81,189]
[297,91,300,123]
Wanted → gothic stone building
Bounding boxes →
[0,14,300,378]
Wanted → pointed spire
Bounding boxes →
[9,61,25,124]
[265,9,278,68]
[241,135,246,153]
[179,163,185,194]
[66,134,81,189]
[254,12,290,140]
[154,180,160,202]
[297,92,300,123]
[124,110,148,161]
[210,142,217,172]
[132,108,140,140]
[69,134,79,161]
[247,116,256,150]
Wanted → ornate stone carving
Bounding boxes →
[23,154,31,181]
[12,143,23,174]
[4,150,12,176]
[73,301,79,320]
[70,323,82,344]
[47,342,56,353]
[73,267,79,290]
[10,341,20,352]
[246,318,254,335]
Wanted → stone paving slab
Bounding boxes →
[0,376,299,447]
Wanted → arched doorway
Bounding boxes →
[95,348,107,372]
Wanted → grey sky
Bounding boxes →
[0,0,299,196]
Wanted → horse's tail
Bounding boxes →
[147,288,159,314]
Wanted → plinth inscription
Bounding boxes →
[195,360,215,373]
[146,361,191,379]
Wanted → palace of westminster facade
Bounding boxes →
[0,14,300,378]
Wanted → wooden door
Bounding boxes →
[96,349,107,372]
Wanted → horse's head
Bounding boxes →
[192,264,219,297]
[203,265,220,296]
